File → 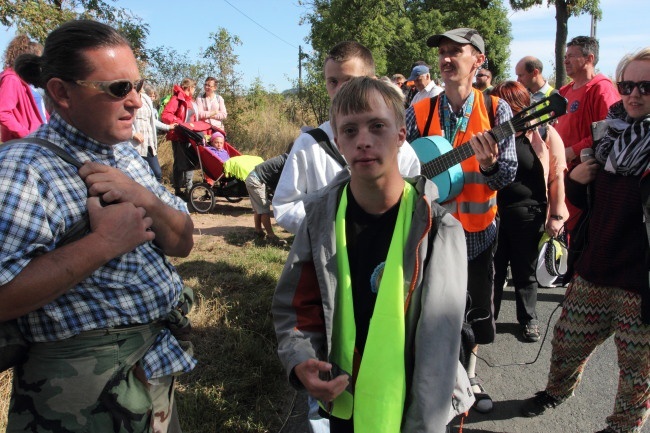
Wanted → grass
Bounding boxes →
[169,232,295,433]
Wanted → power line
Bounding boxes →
[222,0,299,49]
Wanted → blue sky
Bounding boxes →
[1,0,648,91]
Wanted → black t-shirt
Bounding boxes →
[496,134,547,209]
[344,187,400,354]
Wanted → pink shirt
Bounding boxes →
[0,68,47,141]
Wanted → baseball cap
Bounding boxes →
[426,28,485,54]
[408,65,429,81]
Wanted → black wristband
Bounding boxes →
[479,162,499,176]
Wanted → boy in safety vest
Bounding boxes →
[273,77,472,433]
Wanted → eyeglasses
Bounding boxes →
[617,81,650,96]
[476,74,490,78]
[75,78,145,98]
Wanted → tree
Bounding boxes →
[301,0,511,81]
[509,0,601,86]
[145,46,211,97]
[202,28,243,99]
[0,0,149,60]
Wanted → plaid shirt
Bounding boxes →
[406,94,516,259]
[0,113,196,379]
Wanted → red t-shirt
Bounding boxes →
[554,74,620,164]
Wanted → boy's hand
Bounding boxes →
[294,359,349,402]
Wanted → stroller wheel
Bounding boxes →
[189,183,214,213]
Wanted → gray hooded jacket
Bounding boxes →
[272,170,474,432]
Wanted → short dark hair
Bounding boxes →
[14,20,130,92]
[325,41,375,77]
[523,57,544,74]
[567,36,600,65]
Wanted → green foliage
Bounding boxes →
[0,0,149,60]
[145,46,211,97]
[202,28,243,99]
[300,0,512,82]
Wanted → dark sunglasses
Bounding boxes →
[476,73,490,78]
[617,80,650,96]
[75,78,145,98]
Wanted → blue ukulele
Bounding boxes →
[410,93,568,202]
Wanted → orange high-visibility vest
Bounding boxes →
[413,89,499,232]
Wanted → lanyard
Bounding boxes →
[441,91,475,144]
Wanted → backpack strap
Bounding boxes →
[484,93,496,129]
[422,95,439,137]
[0,137,89,246]
[306,127,347,168]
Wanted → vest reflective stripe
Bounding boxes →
[412,90,498,232]
[442,195,497,215]
[463,171,488,185]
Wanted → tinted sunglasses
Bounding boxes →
[617,80,650,96]
[75,78,145,98]
[476,73,490,78]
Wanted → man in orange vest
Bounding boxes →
[405,28,517,414]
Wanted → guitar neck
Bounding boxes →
[420,121,516,179]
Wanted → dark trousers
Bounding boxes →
[467,236,498,345]
[493,205,545,325]
[143,147,162,183]
[171,141,194,191]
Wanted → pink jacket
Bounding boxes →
[0,68,47,142]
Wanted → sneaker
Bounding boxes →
[520,390,562,417]
[523,322,541,342]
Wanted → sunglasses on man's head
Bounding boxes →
[617,81,650,96]
[75,78,145,98]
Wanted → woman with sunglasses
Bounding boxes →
[521,48,650,433]
[489,81,568,343]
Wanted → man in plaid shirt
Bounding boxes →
[0,20,195,432]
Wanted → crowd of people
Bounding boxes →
[0,18,648,433]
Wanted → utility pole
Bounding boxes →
[298,45,303,96]
[590,13,597,38]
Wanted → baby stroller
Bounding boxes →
[174,124,261,213]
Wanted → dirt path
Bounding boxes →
[190,199,254,239]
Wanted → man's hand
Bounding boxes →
[86,196,155,258]
[79,161,152,207]
[565,147,577,164]
[569,159,599,185]
[469,132,499,170]
[294,359,350,402]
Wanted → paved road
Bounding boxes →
[281,283,649,433]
